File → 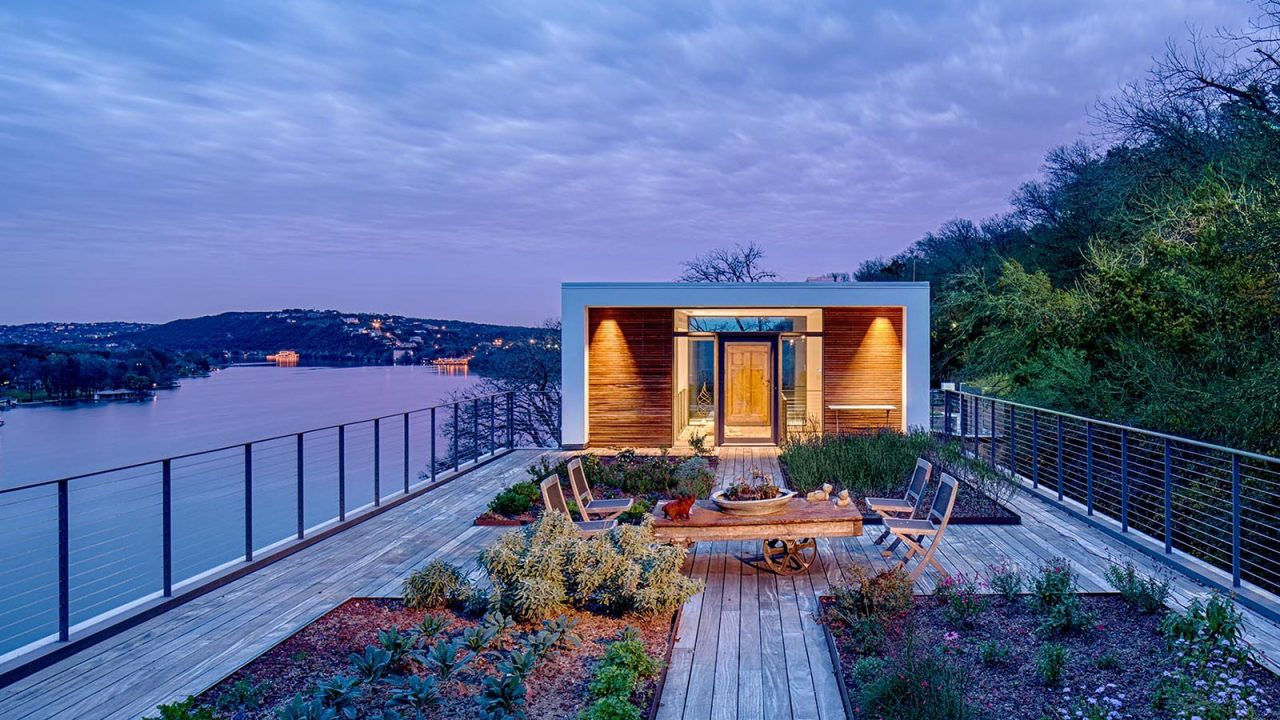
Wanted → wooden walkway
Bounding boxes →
[0,450,538,720]
[4,445,1280,720]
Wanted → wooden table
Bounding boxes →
[652,498,863,575]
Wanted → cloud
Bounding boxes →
[0,0,1252,323]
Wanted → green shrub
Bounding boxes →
[1031,558,1078,612]
[274,694,336,720]
[580,696,642,720]
[829,567,914,620]
[481,512,702,621]
[489,481,541,516]
[857,634,975,719]
[391,675,439,712]
[1036,595,1094,637]
[403,560,469,610]
[617,497,653,524]
[780,430,932,494]
[977,640,1010,665]
[1104,560,1171,613]
[1095,651,1121,670]
[417,638,471,680]
[850,656,886,684]
[986,560,1023,600]
[1035,642,1068,685]
[478,673,527,718]
[348,646,393,685]
[214,679,270,713]
[934,573,988,628]
[672,458,715,498]
[145,697,218,720]
[589,665,637,699]
[602,639,662,679]
[1161,592,1246,655]
[314,675,362,719]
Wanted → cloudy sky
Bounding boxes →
[0,0,1250,326]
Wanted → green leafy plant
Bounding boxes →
[1031,558,1078,612]
[145,697,218,720]
[977,640,1010,665]
[986,560,1023,600]
[414,614,450,644]
[477,673,527,719]
[274,694,337,720]
[391,675,439,712]
[850,656,886,684]
[857,629,974,719]
[828,567,914,621]
[589,665,637,699]
[1095,651,1121,670]
[1161,592,1246,655]
[378,627,416,665]
[579,696,642,720]
[348,646,394,685]
[1104,559,1171,613]
[601,640,662,679]
[462,625,497,653]
[418,638,471,680]
[489,481,541,517]
[672,458,715,498]
[496,648,540,681]
[313,676,363,719]
[934,572,989,628]
[403,560,469,610]
[1035,642,1068,685]
[214,679,271,713]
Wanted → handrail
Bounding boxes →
[934,388,1280,623]
[0,391,513,494]
[944,389,1280,466]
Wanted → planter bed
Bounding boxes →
[194,597,675,719]
[822,593,1280,719]
[477,452,719,526]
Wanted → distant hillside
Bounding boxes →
[0,310,540,366]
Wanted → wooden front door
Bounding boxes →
[724,342,772,428]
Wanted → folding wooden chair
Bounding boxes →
[540,475,617,536]
[883,473,958,582]
[566,457,633,520]
[866,458,933,551]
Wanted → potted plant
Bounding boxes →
[711,467,795,516]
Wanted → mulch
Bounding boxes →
[195,598,672,719]
[825,594,1280,719]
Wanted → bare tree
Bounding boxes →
[679,242,778,283]
[1096,0,1280,142]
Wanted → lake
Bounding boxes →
[0,365,482,659]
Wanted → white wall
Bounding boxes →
[560,282,931,447]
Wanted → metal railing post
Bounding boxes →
[1031,411,1039,489]
[453,403,460,472]
[472,398,480,462]
[58,479,69,642]
[1120,429,1129,533]
[403,413,410,494]
[489,395,496,456]
[959,392,967,439]
[430,407,437,481]
[939,390,948,436]
[244,443,253,561]
[1085,422,1094,516]
[989,399,997,468]
[296,433,305,539]
[1009,406,1017,477]
[373,418,381,506]
[1056,415,1064,502]
[506,392,515,448]
[1232,454,1242,587]
[1163,439,1173,554]
[338,425,346,522]
[162,459,172,596]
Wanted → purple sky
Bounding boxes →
[0,0,1250,327]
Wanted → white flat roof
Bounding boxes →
[562,281,929,308]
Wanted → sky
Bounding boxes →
[0,0,1252,327]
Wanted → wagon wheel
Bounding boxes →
[762,538,817,575]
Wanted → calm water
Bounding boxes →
[0,365,479,658]
[0,364,477,489]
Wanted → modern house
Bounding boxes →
[560,282,930,449]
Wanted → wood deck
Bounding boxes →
[3,445,1280,720]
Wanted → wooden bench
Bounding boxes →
[651,498,863,575]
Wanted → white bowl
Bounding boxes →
[710,490,797,516]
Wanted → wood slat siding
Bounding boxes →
[822,307,904,432]
[588,308,673,447]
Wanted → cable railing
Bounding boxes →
[932,389,1280,621]
[0,391,535,667]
